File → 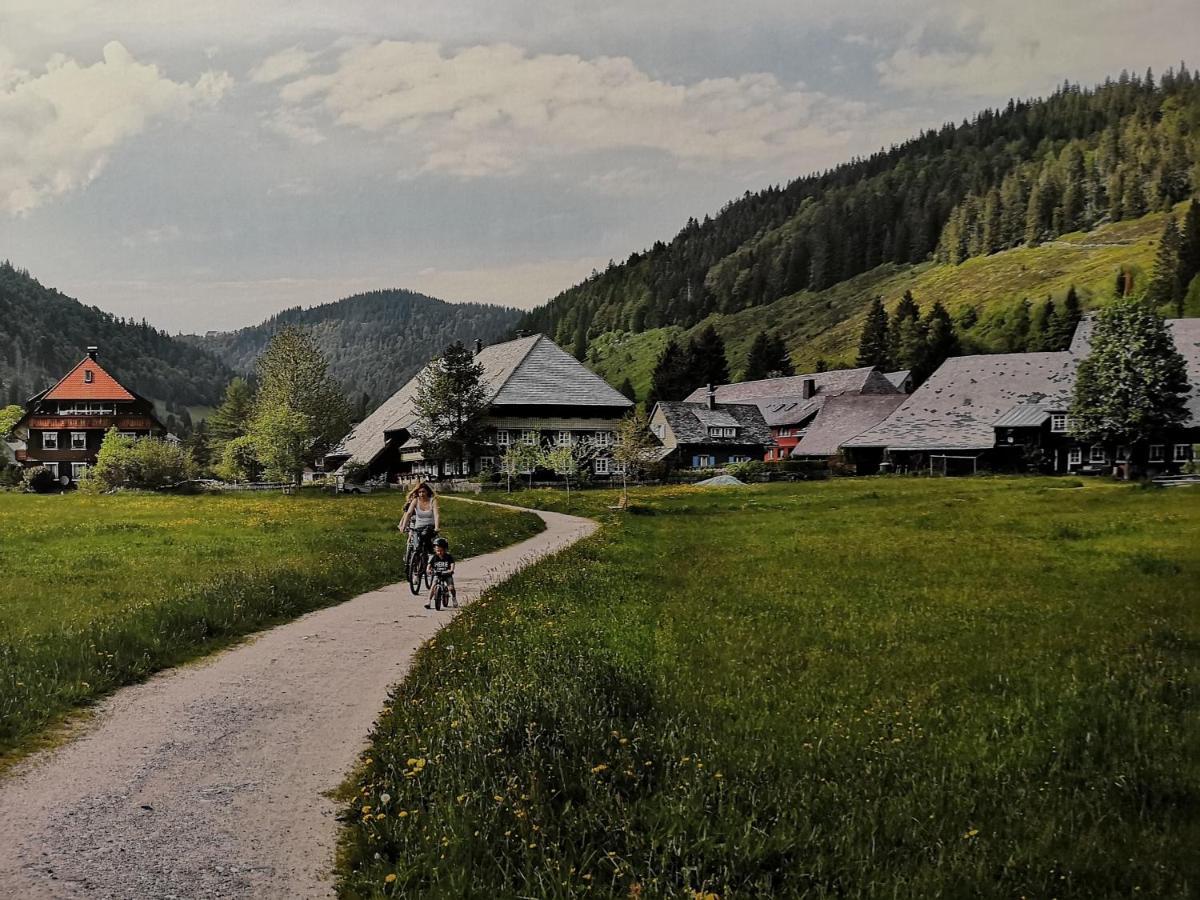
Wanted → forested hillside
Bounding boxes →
[0,262,233,411]
[585,205,1199,399]
[521,68,1200,361]
[193,289,521,414]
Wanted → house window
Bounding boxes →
[84,369,94,384]
[71,432,87,450]
[729,455,752,463]
[1174,444,1192,461]
[652,423,665,439]
[693,455,715,468]
[593,457,611,475]
[1089,445,1106,463]
[1067,447,1082,465]
[44,461,59,478]
[707,426,736,438]
[521,430,539,445]
[1050,413,1068,432]
[42,432,58,450]
[556,431,572,446]
[71,462,88,480]
[612,461,627,475]
[478,456,496,470]
[594,431,613,448]
[1149,444,1164,462]
[495,429,510,447]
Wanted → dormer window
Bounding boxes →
[708,426,737,438]
[84,369,95,384]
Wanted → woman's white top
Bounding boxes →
[410,500,435,529]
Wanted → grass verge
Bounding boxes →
[0,491,544,763]
[338,479,1199,899]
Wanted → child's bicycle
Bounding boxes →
[429,572,456,611]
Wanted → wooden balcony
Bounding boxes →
[26,416,156,430]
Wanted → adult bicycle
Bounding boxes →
[405,526,436,595]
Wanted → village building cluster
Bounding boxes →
[6,315,1197,486]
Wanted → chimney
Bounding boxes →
[474,338,483,356]
[87,346,99,360]
[706,383,716,410]
[801,377,815,400]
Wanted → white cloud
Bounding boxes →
[876,0,1200,98]
[266,40,868,178]
[0,41,231,214]
[249,45,315,84]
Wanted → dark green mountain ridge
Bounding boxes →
[0,262,233,411]
[191,288,522,412]
[520,67,1200,368]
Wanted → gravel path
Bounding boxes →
[0,500,595,900]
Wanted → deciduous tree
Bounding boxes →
[1070,298,1190,472]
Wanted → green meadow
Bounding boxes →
[0,491,544,761]
[339,479,1200,899]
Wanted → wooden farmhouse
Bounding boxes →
[11,347,165,485]
[325,333,633,480]
[845,318,1200,475]
[681,366,904,463]
[649,389,772,468]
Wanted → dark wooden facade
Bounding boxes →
[12,348,165,485]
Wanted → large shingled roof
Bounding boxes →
[792,394,907,457]
[330,334,631,466]
[845,353,1076,451]
[684,366,895,404]
[655,401,771,446]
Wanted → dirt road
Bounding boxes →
[0,501,595,899]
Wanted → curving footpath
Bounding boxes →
[0,500,595,900]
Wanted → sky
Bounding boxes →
[1,1,1197,333]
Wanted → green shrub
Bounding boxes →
[83,429,195,491]
[21,465,58,493]
[214,434,262,483]
[725,460,766,479]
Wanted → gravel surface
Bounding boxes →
[0,501,595,900]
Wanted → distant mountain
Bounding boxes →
[0,262,234,412]
[191,289,522,412]
[519,67,1200,375]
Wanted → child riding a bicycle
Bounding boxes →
[425,536,457,609]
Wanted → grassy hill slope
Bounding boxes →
[586,207,1179,399]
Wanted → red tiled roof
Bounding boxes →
[43,356,136,401]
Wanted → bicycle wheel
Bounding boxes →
[407,547,425,595]
[433,581,444,611]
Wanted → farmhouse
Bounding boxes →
[11,347,166,485]
[791,394,907,468]
[650,389,772,468]
[326,334,633,480]
[844,318,1200,475]
[682,366,902,462]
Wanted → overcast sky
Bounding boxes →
[1,1,1196,333]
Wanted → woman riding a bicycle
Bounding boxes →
[398,481,440,550]
[399,481,440,594]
